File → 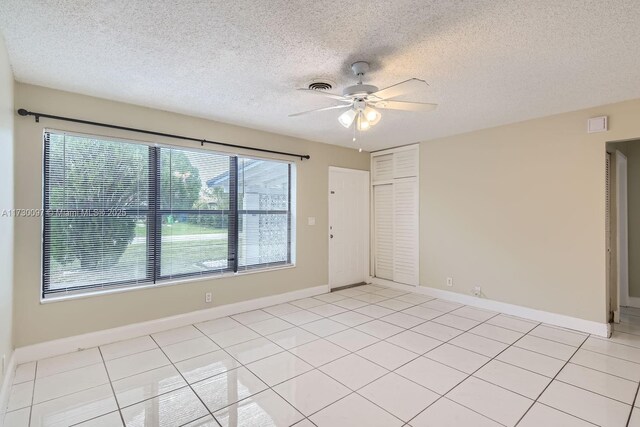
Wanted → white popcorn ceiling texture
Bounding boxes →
[1,0,640,151]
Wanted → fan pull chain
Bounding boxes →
[352,121,363,152]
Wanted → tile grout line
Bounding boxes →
[229,290,442,424]
[589,333,640,352]
[563,347,640,381]
[147,334,224,427]
[68,347,124,427]
[98,347,126,427]
[402,310,618,427]
[552,373,639,406]
[193,327,318,425]
[5,291,511,425]
[0,295,531,405]
[403,310,524,427]
[352,311,511,425]
[167,317,322,425]
[262,297,433,424]
[513,333,590,426]
[18,292,461,385]
[27,360,37,426]
[13,286,630,427]
[198,332,317,426]
[311,308,506,425]
[408,306,543,425]
[529,401,600,427]
[626,380,640,426]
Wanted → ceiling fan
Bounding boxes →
[289,61,437,132]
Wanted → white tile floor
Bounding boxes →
[4,285,640,426]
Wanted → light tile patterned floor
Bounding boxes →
[4,285,640,426]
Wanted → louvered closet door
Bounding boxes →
[393,149,418,179]
[393,179,419,285]
[374,184,394,280]
[372,154,394,182]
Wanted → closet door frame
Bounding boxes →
[370,144,420,285]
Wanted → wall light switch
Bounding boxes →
[308,217,316,226]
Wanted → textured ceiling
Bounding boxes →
[1,1,640,151]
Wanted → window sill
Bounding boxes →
[40,264,296,304]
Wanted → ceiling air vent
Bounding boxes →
[307,80,333,91]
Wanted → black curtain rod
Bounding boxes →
[17,109,311,160]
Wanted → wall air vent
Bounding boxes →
[588,116,608,133]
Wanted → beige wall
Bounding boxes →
[420,99,640,324]
[13,83,369,347]
[626,142,640,298]
[0,36,14,382]
[12,83,640,345]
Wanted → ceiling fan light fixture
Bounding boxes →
[338,109,357,128]
[291,61,437,138]
[356,112,371,131]
[363,106,381,126]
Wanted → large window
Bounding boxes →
[42,131,295,298]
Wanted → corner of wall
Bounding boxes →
[0,32,16,421]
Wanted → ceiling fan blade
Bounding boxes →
[369,78,429,101]
[373,100,438,112]
[288,104,352,117]
[296,88,351,102]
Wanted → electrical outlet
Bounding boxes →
[446,277,453,287]
[205,292,212,303]
[473,286,482,297]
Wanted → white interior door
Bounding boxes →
[329,167,370,288]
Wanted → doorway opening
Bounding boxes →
[607,139,640,325]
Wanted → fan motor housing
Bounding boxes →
[343,84,379,98]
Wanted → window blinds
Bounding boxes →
[42,131,294,298]
[43,132,152,295]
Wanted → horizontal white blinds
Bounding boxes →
[43,132,152,294]
[237,158,291,270]
[43,131,294,297]
[157,147,232,278]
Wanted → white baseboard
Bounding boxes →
[369,277,610,337]
[625,297,640,309]
[14,284,329,364]
[0,350,16,425]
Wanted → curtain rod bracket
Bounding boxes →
[16,108,311,160]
